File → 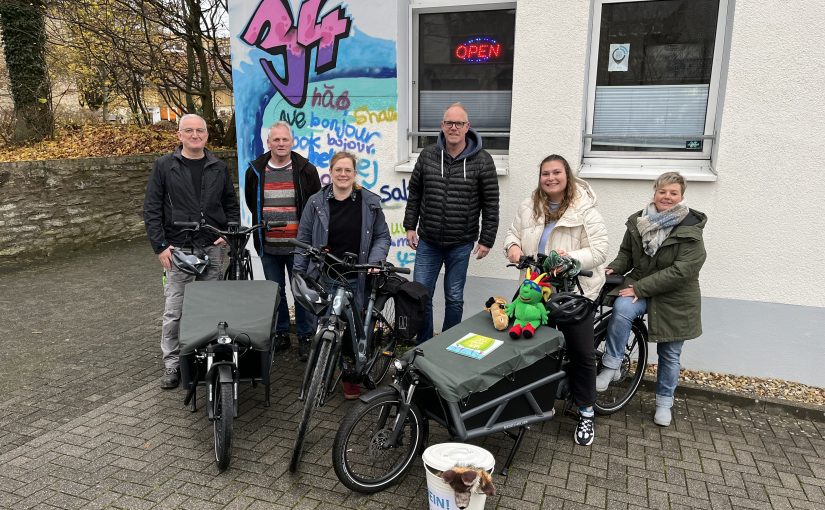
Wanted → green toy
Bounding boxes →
[504,268,551,339]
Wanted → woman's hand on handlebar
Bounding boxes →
[213,237,226,246]
[605,267,614,275]
[506,244,523,263]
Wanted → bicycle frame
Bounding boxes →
[298,275,392,404]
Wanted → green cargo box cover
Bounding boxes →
[408,311,564,403]
[179,280,280,355]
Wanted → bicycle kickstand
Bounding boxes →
[500,426,529,476]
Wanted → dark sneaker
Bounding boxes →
[273,333,291,353]
[342,381,361,400]
[574,414,595,446]
[160,367,180,389]
[298,335,311,362]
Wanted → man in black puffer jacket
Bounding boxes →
[404,103,500,343]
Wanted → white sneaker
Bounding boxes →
[654,406,672,427]
[595,367,620,392]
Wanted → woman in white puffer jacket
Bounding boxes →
[503,154,608,447]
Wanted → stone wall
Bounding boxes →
[0,151,238,269]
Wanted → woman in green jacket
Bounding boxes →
[596,172,707,427]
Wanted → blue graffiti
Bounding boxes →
[357,159,378,189]
[310,113,381,143]
[379,179,408,203]
[395,251,416,267]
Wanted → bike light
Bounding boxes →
[393,359,406,371]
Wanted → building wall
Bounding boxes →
[483,1,825,310]
[226,0,825,384]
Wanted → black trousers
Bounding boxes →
[557,316,596,408]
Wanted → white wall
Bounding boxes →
[472,0,825,309]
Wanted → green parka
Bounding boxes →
[607,208,707,342]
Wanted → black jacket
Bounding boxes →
[403,129,499,248]
[244,150,321,254]
[143,147,240,254]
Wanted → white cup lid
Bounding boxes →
[422,443,495,473]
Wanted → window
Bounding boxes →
[412,6,515,153]
[583,0,730,176]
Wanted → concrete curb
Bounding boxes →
[641,378,825,423]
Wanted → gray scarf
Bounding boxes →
[637,202,689,256]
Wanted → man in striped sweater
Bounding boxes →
[245,122,321,360]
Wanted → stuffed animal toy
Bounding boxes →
[440,466,496,509]
[484,296,508,331]
[504,269,550,339]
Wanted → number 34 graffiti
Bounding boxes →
[241,0,352,108]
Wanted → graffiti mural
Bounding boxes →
[230,0,415,266]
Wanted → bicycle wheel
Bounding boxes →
[213,381,234,471]
[366,297,397,388]
[290,339,333,472]
[332,394,426,493]
[594,318,648,415]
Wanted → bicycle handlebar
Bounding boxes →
[287,238,411,275]
[173,220,287,238]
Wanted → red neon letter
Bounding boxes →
[477,44,488,59]
[488,43,501,59]
[467,44,479,58]
[455,45,467,59]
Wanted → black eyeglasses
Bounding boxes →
[441,121,467,129]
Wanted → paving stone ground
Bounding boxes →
[1,240,824,509]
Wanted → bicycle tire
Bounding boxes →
[332,394,427,493]
[290,339,333,472]
[594,318,648,415]
[213,381,233,471]
[366,297,397,389]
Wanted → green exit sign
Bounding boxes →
[685,140,702,149]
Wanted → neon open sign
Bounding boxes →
[454,37,502,63]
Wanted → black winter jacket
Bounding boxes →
[403,129,499,248]
[143,147,240,254]
[244,150,321,254]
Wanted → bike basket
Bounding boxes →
[380,275,429,343]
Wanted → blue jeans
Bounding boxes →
[602,296,684,401]
[260,253,315,337]
[655,341,684,401]
[413,239,474,343]
[602,296,647,370]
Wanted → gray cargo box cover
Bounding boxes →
[179,280,280,355]
[409,311,563,402]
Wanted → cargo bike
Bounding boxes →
[331,254,648,492]
[174,220,284,471]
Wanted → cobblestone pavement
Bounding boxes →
[1,241,824,509]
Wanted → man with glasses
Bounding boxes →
[404,102,500,343]
[245,121,321,361]
[143,114,239,389]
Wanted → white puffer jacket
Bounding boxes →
[503,179,609,300]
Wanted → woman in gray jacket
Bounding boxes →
[294,151,391,398]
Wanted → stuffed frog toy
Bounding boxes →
[504,269,550,339]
